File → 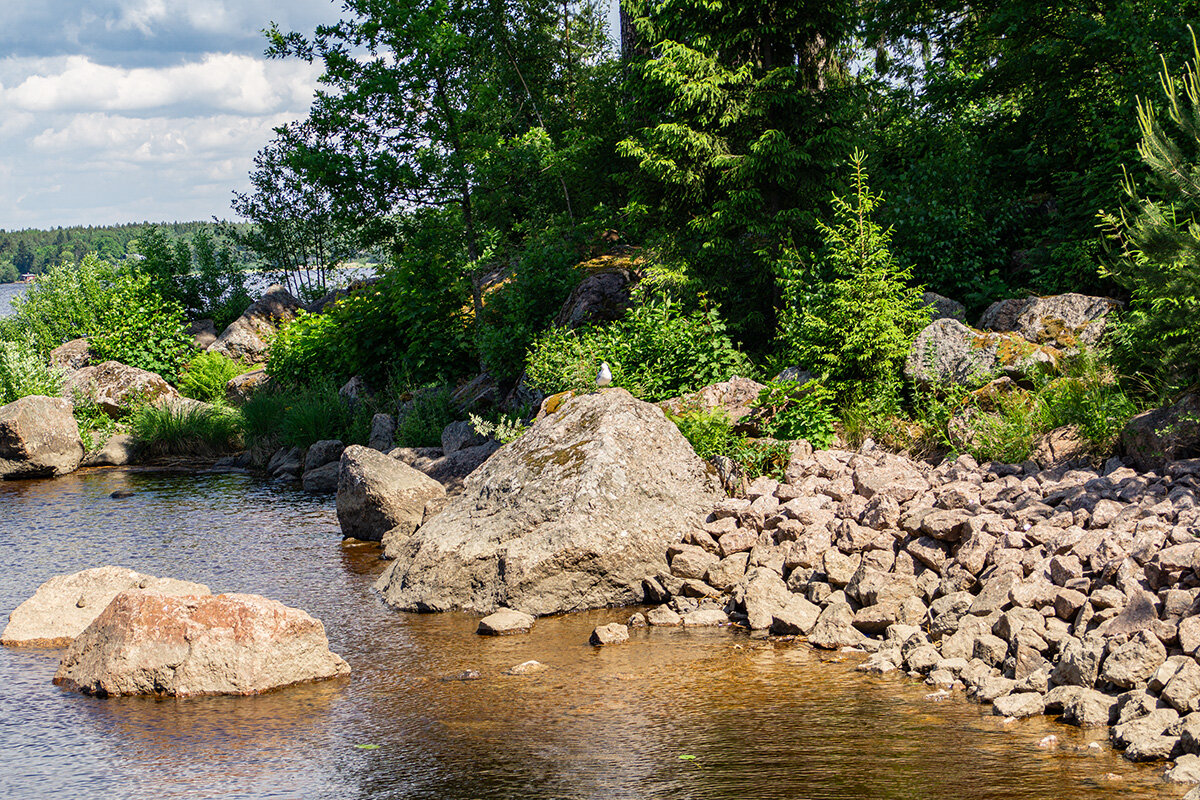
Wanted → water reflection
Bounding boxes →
[0,469,1180,799]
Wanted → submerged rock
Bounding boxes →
[53,590,350,696]
[2,566,210,647]
[476,608,535,636]
[374,389,722,616]
[0,395,84,479]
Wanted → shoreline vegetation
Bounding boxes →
[4,2,1200,796]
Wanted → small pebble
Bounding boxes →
[1038,735,1059,749]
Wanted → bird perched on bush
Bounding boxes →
[596,362,612,388]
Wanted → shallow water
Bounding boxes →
[0,469,1184,799]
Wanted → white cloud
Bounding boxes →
[3,54,321,115]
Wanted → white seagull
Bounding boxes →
[596,362,612,388]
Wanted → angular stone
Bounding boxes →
[1061,688,1117,727]
[1164,660,1200,714]
[53,590,349,696]
[477,608,535,635]
[993,692,1046,719]
[646,605,683,626]
[771,595,821,636]
[1101,630,1168,689]
[808,602,867,650]
[338,445,446,543]
[1051,636,1105,688]
[589,623,629,645]
[0,396,84,478]
[2,567,210,648]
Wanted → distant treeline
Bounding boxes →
[0,221,254,282]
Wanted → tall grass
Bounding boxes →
[239,380,375,456]
[129,403,242,458]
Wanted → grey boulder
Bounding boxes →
[374,388,722,616]
[336,445,446,541]
[0,395,84,478]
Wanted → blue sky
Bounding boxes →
[0,1,621,232]
[0,1,350,230]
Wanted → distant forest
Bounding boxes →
[0,221,252,283]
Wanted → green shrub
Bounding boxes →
[0,338,62,404]
[395,386,459,448]
[6,254,122,352]
[525,294,749,402]
[777,151,929,403]
[178,352,253,403]
[265,310,351,387]
[468,411,528,445]
[90,273,192,380]
[666,405,736,461]
[751,381,838,450]
[130,403,242,458]
[71,392,118,445]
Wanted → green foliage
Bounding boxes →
[239,381,375,453]
[132,225,250,322]
[468,411,527,445]
[1101,29,1200,390]
[6,254,122,352]
[476,231,586,384]
[0,338,62,404]
[618,0,855,347]
[266,310,350,387]
[525,293,749,402]
[178,352,253,403]
[90,273,192,380]
[130,403,243,458]
[777,152,929,402]
[666,405,735,461]
[395,387,459,448]
[751,381,837,450]
[71,393,118,445]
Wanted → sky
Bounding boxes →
[0,0,345,231]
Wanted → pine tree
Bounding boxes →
[1100,27,1200,386]
[777,150,928,401]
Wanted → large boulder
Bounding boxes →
[81,432,137,467]
[186,319,218,350]
[659,376,767,430]
[49,337,93,372]
[1122,393,1200,472]
[2,566,210,647]
[336,445,446,541]
[903,318,1059,389]
[62,361,180,416]
[52,590,350,696]
[375,388,723,615]
[0,395,84,478]
[922,292,967,322]
[207,285,301,363]
[225,368,268,406]
[978,293,1120,350]
[553,265,636,329]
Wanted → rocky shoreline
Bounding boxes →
[640,443,1200,792]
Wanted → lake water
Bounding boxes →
[0,469,1179,800]
[0,282,26,317]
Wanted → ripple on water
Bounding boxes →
[0,469,1179,799]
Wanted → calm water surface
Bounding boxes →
[0,469,1183,800]
[0,282,26,317]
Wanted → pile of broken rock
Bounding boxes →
[652,444,1200,785]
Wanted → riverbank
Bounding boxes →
[0,468,1179,800]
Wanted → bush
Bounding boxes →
[0,338,62,404]
[667,405,736,461]
[90,273,192,380]
[265,310,351,387]
[525,293,749,402]
[178,352,253,403]
[6,254,122,352]
[130,403,242,458]
[395,386,459,447]
[751,381,838,450]
[776,151,929,403]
